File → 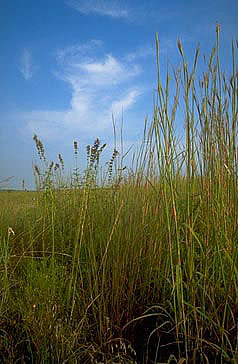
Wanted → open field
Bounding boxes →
[1,29,238,363]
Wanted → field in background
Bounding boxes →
[0,27,238,363]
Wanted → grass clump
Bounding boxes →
[0,26,238,363]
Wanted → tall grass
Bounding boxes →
[0,26,238,363]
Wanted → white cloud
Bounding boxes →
[125,45,154,62]
[65,0,129,18]
[69,54,140,87]
[16,40,143,141]
[56,39,103,64]
[123,37,180,64]
[19,49,34,80]
[111,90,141,117]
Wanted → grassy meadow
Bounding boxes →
[1,27,238,363]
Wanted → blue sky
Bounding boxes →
[1,0,237,189]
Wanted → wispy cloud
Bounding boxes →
[19,48,34,80]
[124,45,154,62]
[67,54,140,87]
[111,90,141,116]
[15,40,143,140]
[66,0,129,18]
[56,39,103,64]
[123,36,186,64]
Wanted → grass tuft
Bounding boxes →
[0,26,238,363]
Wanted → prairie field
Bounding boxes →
[1,29,238,363]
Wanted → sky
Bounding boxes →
[1,0,237,189]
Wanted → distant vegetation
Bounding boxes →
[0,26,238,363]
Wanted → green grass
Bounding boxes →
[0,26,238,363]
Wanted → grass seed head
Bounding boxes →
[33,134,46,161]
[34,165,41,176]
[216,23,221,37]
[58,154,64,170]
[73,141,78,155]
[177,38,184,58]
